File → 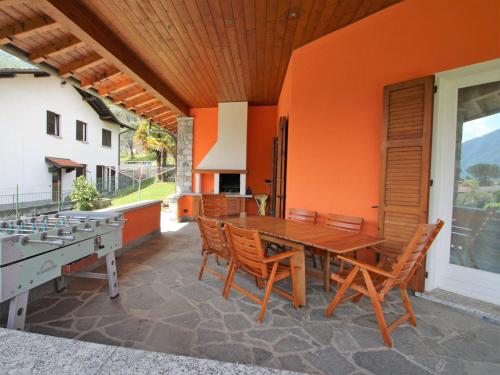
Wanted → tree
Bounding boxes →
[466,163,500,186]
[134,121,176,181]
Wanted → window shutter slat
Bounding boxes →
[378,76,434,292]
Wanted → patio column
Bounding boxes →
[176,116,193,194]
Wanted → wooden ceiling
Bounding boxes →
[0,0,402,132]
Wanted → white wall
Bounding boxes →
[0,74,120,197]
[197,101,248,170]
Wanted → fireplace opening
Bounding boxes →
[220,173,240,193]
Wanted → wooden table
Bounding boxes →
[220,215,385,305]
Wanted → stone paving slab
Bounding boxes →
[18,218,500,375]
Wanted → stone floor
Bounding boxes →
[23,216,500,375]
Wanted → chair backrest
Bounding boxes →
[326,213,363,233]
[201,194,228,218]
[224,223,268,278]
[288,208,317,223]
[382,220,444,295]
[196,216,230,259]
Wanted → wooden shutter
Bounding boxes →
[275,116,288,218]
[378,76,434,291]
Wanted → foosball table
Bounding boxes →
[0,211,126,330]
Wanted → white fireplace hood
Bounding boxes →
[196,101,248,170]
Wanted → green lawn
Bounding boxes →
[110,182,175,207]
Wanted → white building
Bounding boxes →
[0,51,126,205]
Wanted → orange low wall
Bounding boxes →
[121,202,161,245]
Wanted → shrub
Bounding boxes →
[456,190,494,209]
[484,202,500,209]
[69,176,99,211]
[493,190,500,203]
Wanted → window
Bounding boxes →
[47,111,60,136]
[102,129,112,147]
[76,121,87,142]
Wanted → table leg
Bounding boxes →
[323,252,331,293]
[292,246,306,306]
[7,291,29,330]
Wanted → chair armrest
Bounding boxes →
[263,248,301,263]
[337,256,395,278]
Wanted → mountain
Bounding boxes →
[460,128,500,177]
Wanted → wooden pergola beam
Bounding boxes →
[80,68,121,88]
[145,106,169,119]
[98,78,135,96]
[0,0,23,8]
[41,0,188,115]
[153,112,176,122]
[0,15,58,44]
[59,52,105,78]
[158,114,178,124]
[124,93,155,109]
[29,36,84,63]
[135,102,163,115]
[112,86,145,104]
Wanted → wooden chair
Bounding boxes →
[196,216,231,285]
[224,223,299,322]
[288,208,317,223]
[201,194,228,218]
[325,219,444,347]
[326,214,363,232]
[286,208,318,267]
[312,214,364,291]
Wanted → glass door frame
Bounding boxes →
[426,58,500,305]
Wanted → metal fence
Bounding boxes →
[0,186,73,220]
[0,166,176,220]
[94,166,175,199]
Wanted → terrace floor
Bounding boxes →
[24,216,500,375]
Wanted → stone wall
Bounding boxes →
[176,117,193,194]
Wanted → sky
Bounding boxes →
[462,112,500,143]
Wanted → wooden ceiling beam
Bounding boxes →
[0,15,58,45]
[80,68,121,88]
[112,86,145,104]
[29,36,85,63]
[123,93,155,109]
[98,78,135,96]
[135,102,163,115]
[145,106,169,119]
[59,53,105,78]
[40,0,188,115]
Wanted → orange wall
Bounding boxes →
[123,203,161,245]
[186,105,277,215]
[279,0,500,235]
[246,106,277,213]
[190,107,217,192]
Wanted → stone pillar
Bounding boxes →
[175,116,193,194]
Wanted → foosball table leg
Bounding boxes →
[55,276,66,292]
[7,291,29,330]
[105,252,119,299]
